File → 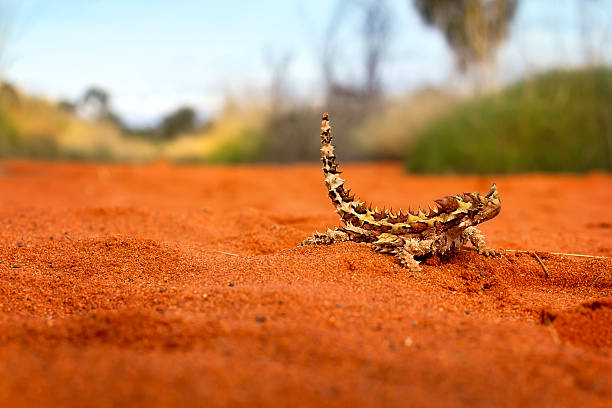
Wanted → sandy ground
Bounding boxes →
[0,161,610,407]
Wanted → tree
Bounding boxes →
[0,82,19,106]
[78,86,111,121]
[57,100,76,113]
[413,0,518,86]
[578,0,611,65]
[263,48,293,110]
[159,106,197,139]
[313,0,393,160]
[361,0,391,95]
[321,0,392,98]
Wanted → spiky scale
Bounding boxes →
[428,205,437,216]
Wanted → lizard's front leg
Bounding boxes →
[463,226,499,256]
[300,228,349,246]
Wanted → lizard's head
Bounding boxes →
[463,183,501,225]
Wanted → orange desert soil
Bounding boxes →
[0,161,611,407]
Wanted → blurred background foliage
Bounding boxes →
[0,0,610,172]
[406,67,612,172]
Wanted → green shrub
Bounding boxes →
[0,112,20,157]
[406,67,612,173]
[204,127,268,164]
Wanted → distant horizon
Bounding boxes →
[2,0,611,127]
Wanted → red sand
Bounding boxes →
[0,161,610,407]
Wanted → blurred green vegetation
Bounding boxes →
[1,67,611,173]
[2,1,610,174]
[0,87,158,162]
[195,128,267,164]
[0,112,20,156]
[405,67,612,173]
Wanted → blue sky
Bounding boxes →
[2,0,611,126]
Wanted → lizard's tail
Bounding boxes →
[320,113,354,217]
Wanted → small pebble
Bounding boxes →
[10,264,21,268]
[255,316,267,323]
[336,303,342,308]
[49,236,54,240]
[128,278,134,283]
[465,310,471,315]
[16,242,23,247]
[393,268,399,274]
[404,336,413,347]
[411,321,418,327]
[228,282,235,287]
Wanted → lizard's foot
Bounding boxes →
[396,250,422,272]
[463,226,500,257]
[478,247,500,257]
[299,228,349,246]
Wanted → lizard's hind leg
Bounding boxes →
[372,233,423,272]
[300,228,349,246]
[371,234,434,272]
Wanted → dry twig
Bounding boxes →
[504,249,609,259]
[532,252,550,278]
[590,274,602,288]
[205,249,239,257]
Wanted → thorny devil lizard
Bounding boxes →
[299,112,502,272]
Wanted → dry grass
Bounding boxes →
[0,86,267,163]
[353,89,457,159]
[162,104,268,163]
[57,120,158,161]
[0,87,157,161]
